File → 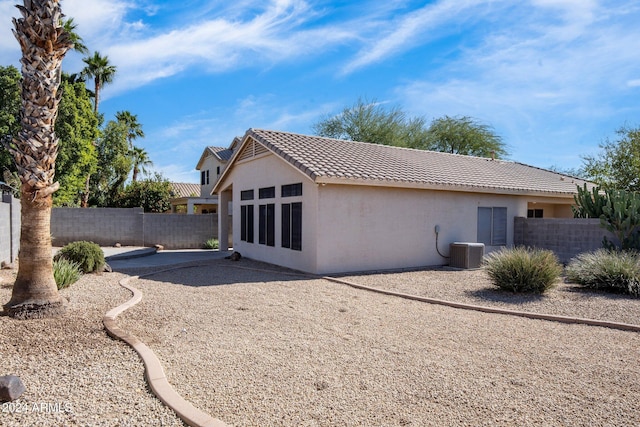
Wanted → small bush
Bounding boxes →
[54,241,105,273]
[484,246,562,294]
[204,238,219,249]
[54,258,82,289]
[566,249,640,297]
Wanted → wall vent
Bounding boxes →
[449,242,485,269]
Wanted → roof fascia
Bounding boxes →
[314,176,578,199]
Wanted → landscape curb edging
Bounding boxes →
[103,273,229,427]
[323,276,640,333]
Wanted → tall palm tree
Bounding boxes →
[130,146,152,182]
[116,110,145,149]
[80,51,116,113]
[62,18,88,55]
[4,0,73,319]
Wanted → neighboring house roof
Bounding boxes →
[195,146,235,170]
[170,182,201,198]
[214,128,595,196]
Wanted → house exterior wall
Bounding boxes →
[313,185,529,274]
[223,153,319,273]
[218,150,580,274]
[199,154,225,198]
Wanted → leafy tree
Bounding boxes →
[425,115,508,158]
[54,79,99,206]
[90,119,132,206]
[313,98,507,158]
[581,126,640,192]
[4,0,73,319]
[313,98,429,148]
[130,146,152,182]
[115,110,144,148]
[80,51,116,113]
[115,173,172,212]
[0,65,21,174]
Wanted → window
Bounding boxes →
[282,202,302,251]
[259,186,275,199]
[259,204,275,246]
[281,183,302,197]
[477,207,507,246]
[240,190,254,201]
[527,209,543,218]
[240,205,254,243]
[201,170,209,185]
[216,166,220,175]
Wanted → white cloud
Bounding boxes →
[395,0,640,168]
[340,0,493,75]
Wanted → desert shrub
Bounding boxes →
[53,258,82,289]
[484,246,562,294]
[565,249,640,297]
[54,241,105,273]
[204,238,219,249]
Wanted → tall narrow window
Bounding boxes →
[200,171,206,185]
[282,202,302,251]
[240,205,254,243]
[259,204,275,246]
[206,170,210,185]
[477,207,507,246]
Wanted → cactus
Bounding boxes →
[572,183,608,218]
[600,189,640,250]
[574,184,640,250]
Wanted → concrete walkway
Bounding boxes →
[104,247,232,271]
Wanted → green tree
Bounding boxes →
[313,98,429,148]
[5,0,73,319]
[425,115,508,158]
[130,146,152,182]
[313,99,507,158]
[90,119,132,206]
[80,51,116,113]
[54,78,99,206]
[115,110,144,149]
[0,65,21,175]
[115,173,172,212]
[581,126,640,192]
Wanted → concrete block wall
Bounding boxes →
[0,194,20,266]
[52,207,144,247]
[144,213,217,249]
[514,217,615,263]
[51,207,220,249]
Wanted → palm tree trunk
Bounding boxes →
[5,196,63,318]
[4,0,72,318]
[94,78,100,112]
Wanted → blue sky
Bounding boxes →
[1,0,639,183]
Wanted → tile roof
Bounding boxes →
[209,146,234,161]
[170,182,200,198]
[244,129,593,196]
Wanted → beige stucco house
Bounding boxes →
[213,129,592,274]
[170,144,236,214]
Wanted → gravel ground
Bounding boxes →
[118,259,640,427]
[0,268,185,427]
[337,268,640,326]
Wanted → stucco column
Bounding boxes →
[218,189,231,251]
[187,200,195,215]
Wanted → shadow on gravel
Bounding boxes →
[131,259,313,288]
[464,287,547,304]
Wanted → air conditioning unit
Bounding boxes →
[449,242,485,269]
